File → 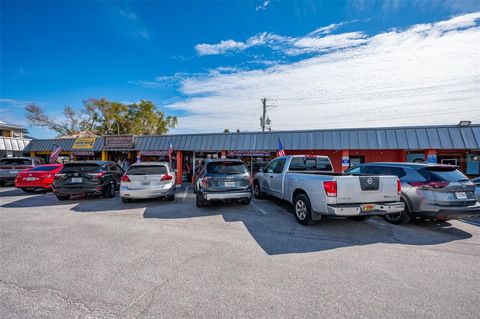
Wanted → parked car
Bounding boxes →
[0,157,45,186]
[470,176,480,202]
[254,155,404,225]
[15,164,63,192]
[346,163,480,224]
[52,161,123,200]
[195,159,253,207]
[120,162,175,203]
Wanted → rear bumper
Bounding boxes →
[202,190,252,201]
[120,185,174,199]
[53,185,104,196]
[326,202,405,217]
[420,203,480,220]
[16,182,52,189]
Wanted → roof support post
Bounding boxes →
[30,151,35,158]
[101,150,108,161]
[176,151,183,187]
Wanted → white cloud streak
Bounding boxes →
[256,0,271,11]
[165,13,480,132]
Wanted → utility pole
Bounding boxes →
[260,98,276,132]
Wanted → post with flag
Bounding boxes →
[49,144,62,164]
[277,139,286,157]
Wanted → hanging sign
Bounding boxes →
[104,135,134,149]
[73,137,96,149]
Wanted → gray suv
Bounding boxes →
[195,159,253,207]
[346,162,480,224]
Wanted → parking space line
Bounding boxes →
[251,201,267,215]
[182,187,189,202]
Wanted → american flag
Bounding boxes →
[49,144,62,163]
[168,143,173,163]
[278,139,286,157]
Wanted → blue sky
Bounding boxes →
[1,0,480,138]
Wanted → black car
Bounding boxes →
[195,159,253,207]
[53,161,124,200]
[346,162,480,224]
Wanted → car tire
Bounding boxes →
[166,194,175,201]
[196,193,205,208]
[121,197,131,203]
[103,183,116,198]
[254,182,265,199]
[241,198,251,205]
[21,187,36,193]
[351,215,371,221]
[56,194,70,201]
[293,194,314,226]
[383,199,411,225]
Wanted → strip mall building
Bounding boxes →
[23,123,480,186]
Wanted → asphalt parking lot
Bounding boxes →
[1,186,479,319]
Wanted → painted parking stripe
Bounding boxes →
[251,201,268,215]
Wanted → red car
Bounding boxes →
[15,164,63,193]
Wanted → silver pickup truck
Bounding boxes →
[254,155,404,225]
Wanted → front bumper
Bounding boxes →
[120,185,174,199]
[326,202,405,217]
[202,190,252,201]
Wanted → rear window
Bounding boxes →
[289,157,333,171]
[127,165,167,175]
[207,162,247,174]
[418,167,469,182]
[60,163,101,173]
[0,158,31,165]
[29,165,61,172]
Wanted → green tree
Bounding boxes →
[25,99,177,136]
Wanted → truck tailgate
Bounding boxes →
[335,175,399,204]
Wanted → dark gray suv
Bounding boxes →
[195,159,253,207]
[346,163,480,224]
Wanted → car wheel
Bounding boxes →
[196,193,205,208]
[21,187,36,193]
[103,183,115,198]
[121,197,131,203]
[384,199,411,225]
[293,194,314,226]
[351,215,371,221]
[166,194,175,201]
[254,182,265,199]
[241,198,251,205]
[56,194,70,201]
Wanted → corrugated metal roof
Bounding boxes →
[22,124,480,152]
[23,138,104,152]
[135,124,480,151]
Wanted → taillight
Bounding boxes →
[161,174,173,181]
[397,179,401,195]
[408,181,448,188]
[87,172,105,179]
[121,175,131,182]
[201,177,211,188]
[248,176,254,186]
[323,181,337,197]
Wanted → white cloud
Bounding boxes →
[256,0,271,11]
[118,9,137,20]
[164,13,480,133]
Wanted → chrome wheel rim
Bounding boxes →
[295,200,307,220]
[386,212,402,221]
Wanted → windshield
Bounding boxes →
[29,165,61,172]
[60,163,101,174]
[207,162,248,174]
[127,165,167,175]
[289,157,333,171]
[418,167,469,182]
[0,158,31,165]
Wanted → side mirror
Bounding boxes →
[259,166,265,173]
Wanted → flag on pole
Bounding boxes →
[278,139,286,157]
[169,142,173,164]
[49,144,62,163]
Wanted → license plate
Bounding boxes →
[360,204,375,212]
[71,177,82,183]
[142,181,151,185]
[225,181,235,187]
[455,192,467,199]
[26,177,36,181]
[10,170,18,174]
